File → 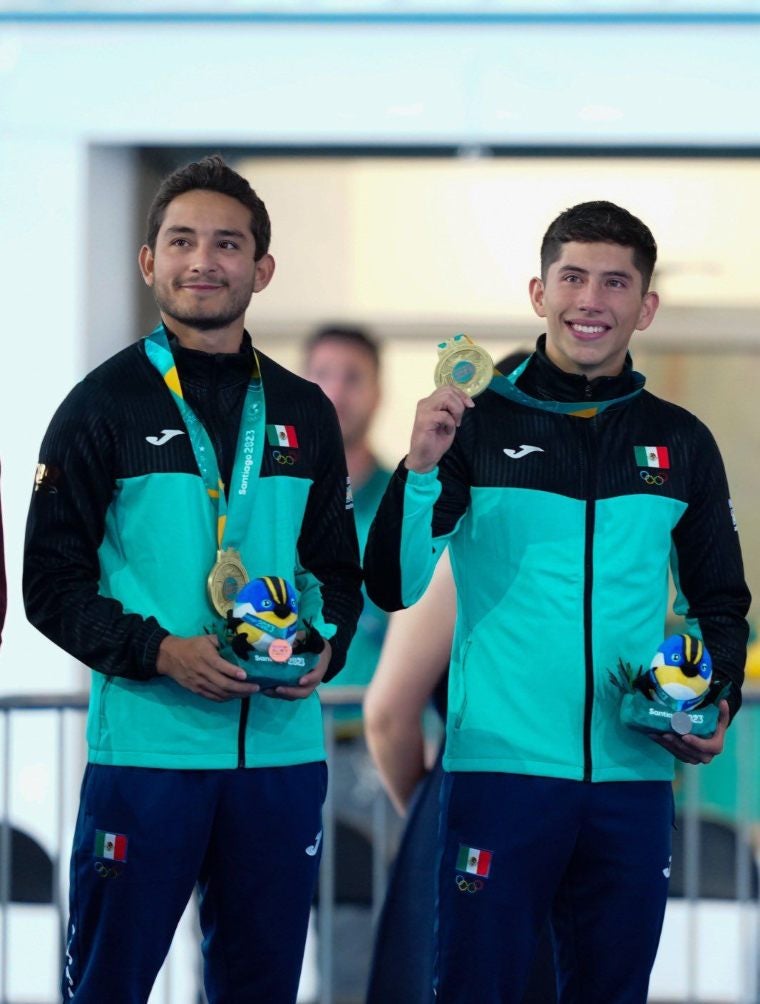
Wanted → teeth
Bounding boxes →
[572,324,606,334]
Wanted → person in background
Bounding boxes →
[305,325,391,728]
[304,324,393,1002]
[364,201,750,1004]
[364,348,530,816]
[24,155,362,1004]
[364,351,556,1004]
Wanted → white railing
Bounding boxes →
[1,689,758,1004]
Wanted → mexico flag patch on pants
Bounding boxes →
[457,844,492,878]
[94,829,128,862]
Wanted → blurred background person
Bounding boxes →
[304,324,394,1003]
[364,350,557,1004]
[305,325,391,719]
[363,347,533,815]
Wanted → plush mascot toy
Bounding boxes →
[647,634,712,712]
[229,576,299,661]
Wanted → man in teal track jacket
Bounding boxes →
[364,201,751,1004]
[25,155,362,1003]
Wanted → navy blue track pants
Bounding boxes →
[63,762,327,1003]
[435,772,673,1004]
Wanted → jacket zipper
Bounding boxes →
[582,418,598,782]
[237,697,251,767]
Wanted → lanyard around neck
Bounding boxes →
[489,361,643,419]
[144,325,265,549]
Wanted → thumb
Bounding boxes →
[206,632,220,649]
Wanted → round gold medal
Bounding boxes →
[207,547,249,617]
[434,334,494,398]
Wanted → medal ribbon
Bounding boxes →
[144,325,265,550]
[488,359,644,418]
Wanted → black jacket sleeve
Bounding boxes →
[296,395,363,682]
[23,380,168,679]
[365,427,471,613]
[672,418,751,720]
[363,461,413,612]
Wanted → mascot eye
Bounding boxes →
[262,599,272,609]
[672,653,680,662]
[290,598,297,611]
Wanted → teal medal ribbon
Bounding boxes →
[144,325,265,614]
[488,358,645,418]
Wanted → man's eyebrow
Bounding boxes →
[558,264,634,280]
[163,225,248,238]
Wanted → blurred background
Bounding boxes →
[1,2,760,1002]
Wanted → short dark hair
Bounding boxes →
[305,324,381,371]
[540,201,657,291]
[145,154,271,260]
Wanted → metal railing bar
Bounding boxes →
[319,703,336,1004]
[1,709,11,1004]
[0,686,756,1004]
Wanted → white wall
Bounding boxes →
[1,16,760,692]
[237,156,760,329]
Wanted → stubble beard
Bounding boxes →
[154,281,252,333]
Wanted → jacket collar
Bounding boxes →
[166,328,254,389]
[518,334,640,403]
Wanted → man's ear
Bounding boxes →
[636,290,660,332]
[138,245,155,287]
[253,253,276,293]
[528,276,546,319]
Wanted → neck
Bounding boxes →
[544,342,625,382]
[162,315,245,355]
[345,443,376,491]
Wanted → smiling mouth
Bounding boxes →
[567,321,609,338]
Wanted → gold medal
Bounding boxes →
[207,547,249,616]
[434,333,495,398]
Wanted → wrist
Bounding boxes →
[404,454,437,475]
[156,634,180,675]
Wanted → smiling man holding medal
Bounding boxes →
[24,155,362,1002]
[364,201,750,1004]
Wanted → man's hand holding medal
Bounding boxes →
[405,334,494,474]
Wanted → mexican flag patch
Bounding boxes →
[456,844,492,878]
[266,424,299,448]
[94,830,128,862]
[634,445,670,469]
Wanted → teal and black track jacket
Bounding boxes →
[24,331,363,770]
[364,345,750,783]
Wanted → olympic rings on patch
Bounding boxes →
[94,861,121,878]
[272,450,295,465]
[456,875,484,894]
[640,470,667,486]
